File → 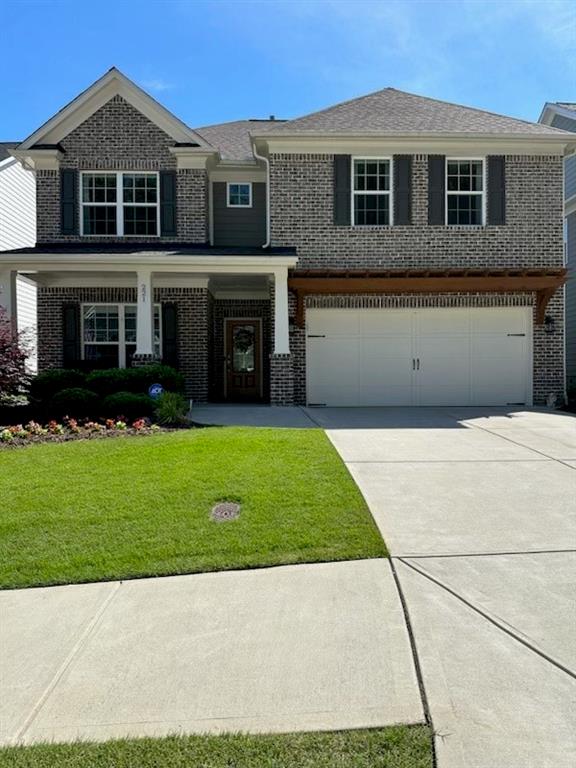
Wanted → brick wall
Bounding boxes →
[37,286,209,401]
[270,153,564,269]
[36,95,208,244]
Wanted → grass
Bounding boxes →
[0,727,432,768]
[0,427,386,589]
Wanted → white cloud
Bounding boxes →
[141,78,174,92]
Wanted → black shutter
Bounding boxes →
[394,155,412,225]
[62,304,80,367]
[161,302,178,367]
[428,155,445,225]
[487,156,506,225]
[61,169,78,235]
[333,155,351,225]
[160,171,177,237]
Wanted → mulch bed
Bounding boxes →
[0,424,191,449]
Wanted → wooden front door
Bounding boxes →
[225,319,262,401]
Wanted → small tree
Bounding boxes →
[0,306,30,402]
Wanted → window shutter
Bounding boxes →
[161,302,178,367]
[394,155,412,225]
[61,169,78,235]
[160,171,177,237]
[333,155,351,226]
[487,156,506,225]
[428,155,445,225]
[62,304,80,366]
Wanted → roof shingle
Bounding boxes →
[195,119,283,161]
[262,88,569,136]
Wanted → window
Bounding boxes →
[446,159,484,226]
[352,158,392,226]
[227,182,252,207]
[82,304,161,367]
[81,173,160,236]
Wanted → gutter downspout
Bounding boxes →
[252,142,271,248]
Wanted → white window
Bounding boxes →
[352,158,392,226]
[81,172,160,236]
[446,159,485,226]
[227,182,252,208]
[82,304,161,368]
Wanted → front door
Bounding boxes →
[225,319,262,401]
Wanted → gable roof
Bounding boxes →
[18,68,214,151]
[195,119,284,161]
[262,87,570,137]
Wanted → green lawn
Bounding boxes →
[0,727,432,768]
[0,427,386,589]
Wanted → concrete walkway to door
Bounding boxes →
[311,406,576,768]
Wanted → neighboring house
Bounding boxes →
[0,143,37,372]
[539,102,576,392]
[0,68,574,406]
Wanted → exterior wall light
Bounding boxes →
[544,315,555,335]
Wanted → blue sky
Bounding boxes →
[1,0,574,140]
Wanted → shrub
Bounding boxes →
[154,391,189,426]
[86,365,184,397]
[49,388,100,418]
[101,392,155,420]
[30,369,86,402]
[0,307,31,401]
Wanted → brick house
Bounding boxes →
[1,68,573,406]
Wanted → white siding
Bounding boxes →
[0,159,36,251]
[16,276,37,373]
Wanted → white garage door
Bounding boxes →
[306,307,532,407]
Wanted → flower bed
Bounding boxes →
[0,417,172,448]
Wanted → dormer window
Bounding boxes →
[81,172,160,236]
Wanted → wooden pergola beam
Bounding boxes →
[288,270,567,328]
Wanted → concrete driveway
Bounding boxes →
[315,407,576,768]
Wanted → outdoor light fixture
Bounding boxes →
[544,315,555,335]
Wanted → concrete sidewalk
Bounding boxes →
[1,559,423,746]
[322,407,576,768]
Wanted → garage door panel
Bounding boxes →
[306,308,531,407]
[307,339,359,406]
[359,338,413,405]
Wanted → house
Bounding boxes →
[0,143,37,371]
[0,67,573,407]
[539,102,576,392]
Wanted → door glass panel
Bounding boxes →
[232,325,255,372]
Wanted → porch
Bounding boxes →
[0,247,298,405]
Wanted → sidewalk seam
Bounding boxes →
[11,581,122,745]
[388,558,438,768]
[397,557,576,680]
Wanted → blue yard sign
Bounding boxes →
[148,383,164,400]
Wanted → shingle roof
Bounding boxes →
[0,142,19,162]
[263,88,570,136]
[194,119,284,161]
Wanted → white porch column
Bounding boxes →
[0,269,17,331]
[135,268,155,357]
[273,267,290,354]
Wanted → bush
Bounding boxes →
[102,392,155,420]
[49,388,100,418]
[154,392,189,426]
[30,369,86,402]
[0,307,32,400]
[86,365,184,397]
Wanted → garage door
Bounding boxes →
[306,308,532,406]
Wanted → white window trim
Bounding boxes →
[226,181,253,208]
[351,156,394,227]
[80,171,161,237]
[445,157,486,227]
[80,303,162,368]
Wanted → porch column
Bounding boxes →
[0,269,17,332]
[272,267,290,354]
[135,268,155,358]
